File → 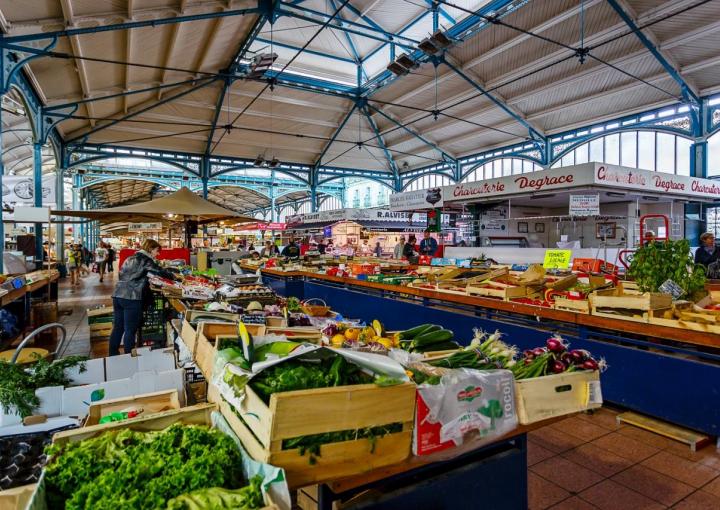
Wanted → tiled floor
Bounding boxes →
[528,408,720,509]
[54,274,720,510]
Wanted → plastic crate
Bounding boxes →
[140,294,168,347]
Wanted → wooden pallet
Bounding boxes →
[617,411,711,452]
[515,371,602,424]
[211,381,416,488]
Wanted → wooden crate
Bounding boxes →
[196,322,267,377]
[180,318,199,356]
[47,404,277,509]
[648,307,720,334]
[553,296,590,314]
[590,288,672,322]
[0,483,36,510]
[515,371,602,424]
[545,274,578,291]
[85,389,181,426]
[467,282,530,300]
[266,327,322,341]
[210,381,416,488]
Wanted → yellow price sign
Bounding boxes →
[543,249,572,270]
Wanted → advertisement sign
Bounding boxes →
[543,250,572,270]
[2,175,56,204]
[128,222,163,232]
[390,188,444,211]
[569,194,600,216]
[427,208,442,232]
[479,205,507,231]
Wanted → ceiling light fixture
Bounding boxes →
[248,53,278,79]
[418,31,452,55]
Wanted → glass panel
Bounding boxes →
[524,160,535,173]
[575,144,589,164]
[485,163,493,179]
[503,159,512,176]
[589,138,604,162]
[638,131,655,171]
[494,160,502,178]
[513,159,523,174]
[656,133,675,173]
[620,132,637,167]
[709,132,720,176]
[605,134,620,165]
[561,152,574,167]
[676,137,691,176]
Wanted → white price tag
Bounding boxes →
[587,380,603,405]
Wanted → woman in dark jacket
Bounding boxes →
[695,232,720,267]
[109,239,169,355]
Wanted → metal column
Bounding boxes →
[0,105,4,273]
[56,168,65,264]
[33,143,43,267]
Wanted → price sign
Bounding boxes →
[543,249,572,270]
[569,194,600,217]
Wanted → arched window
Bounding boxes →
[552,130,693,175]
[461,158,542,183]
[278,205,295,222]
[296,201,312,214]
[404,173,454,191]
[319,196,342,211]
[254,211,267,221]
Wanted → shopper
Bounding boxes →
[695,232,719,267]
[95,242,109,283]
[373,242,382,257]
[419,230,438,257]
[317,238,327,254]
[393,236,406,259]
[260,240,278,257]
[403,235,418,259]
[66,243,83,289]
[281,237,301,258]
[107,245,116,273]
[109,239,170,356]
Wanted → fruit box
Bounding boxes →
[515,370,602,424]
[209,381,416,488]
[84,389,181,426]
[33,404,285,510]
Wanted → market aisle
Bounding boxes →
[56,268,115,358]
[528,407,720,509]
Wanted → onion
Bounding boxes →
[532,347,546,357]
[560,352,573,364]
[550,360,566,374]
[523,349,535,359]
[546,337,566,353]
[524,358,534,366]
[569,349,586,364]
[582,359,599,371]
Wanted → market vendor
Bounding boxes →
[281,236,301,258]
[419,230,438,257]
[403,235,418,259]
[695,232,719,267]
[109,239,173,356]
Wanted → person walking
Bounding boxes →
[66,243,83,289]
[373,241,383,257]
[109,239,171,355]
[106,245,116,274]
[95,242,109,283]
[393,236,406,259]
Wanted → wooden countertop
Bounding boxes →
[0,274,57,307]
[253,267,720,349]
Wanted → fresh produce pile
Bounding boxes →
[396,323,461,353]
[511,336,605,379]
[0,356,87,418]
[44,424,263,510]
[324,320,397,351]
[427,330,514,370]
[247,355,373,403]
[628,239,706,297]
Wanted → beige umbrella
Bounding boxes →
[52,187,254,224]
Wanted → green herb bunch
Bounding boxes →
[0,355,87,417]
[45,424,255,510]
[627,239,706,296]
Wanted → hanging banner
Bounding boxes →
[569,194,600,216]
[128,222,163,232]
[2,175,56,204]
[389,188,444,211]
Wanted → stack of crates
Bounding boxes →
[140,294,168,348]
[87,306,113,342]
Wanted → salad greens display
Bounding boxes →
[44,424,263,510]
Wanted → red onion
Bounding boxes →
[532,347,546,357]
[582,359,599,371]
[569,349,586,364]
[550,360,566,374]
[546,337,566,353]
[523,349,535,359]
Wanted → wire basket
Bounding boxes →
[301,298,331,317]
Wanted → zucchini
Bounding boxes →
[399,324,440,339]
[412,329,454,348]
[412,341,460,353]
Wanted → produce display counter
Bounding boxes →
[248,266,720,437]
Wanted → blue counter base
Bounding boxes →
[318,434,528,510]
[263,272,720,437]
